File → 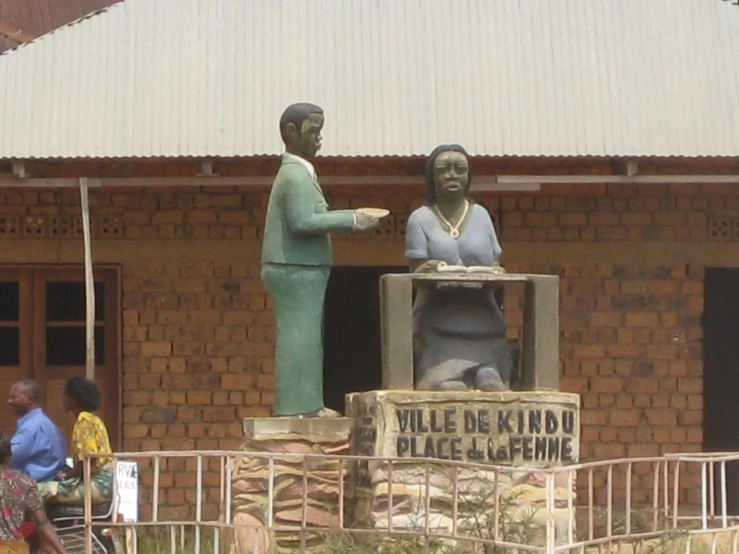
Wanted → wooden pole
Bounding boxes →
[79,177,95,380]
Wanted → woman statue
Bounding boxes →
[38,377,114,505]
[405,144,514,392]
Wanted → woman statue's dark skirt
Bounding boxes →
[413,285,514,391]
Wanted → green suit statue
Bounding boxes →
[261,103,379,417]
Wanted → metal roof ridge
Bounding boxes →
[0,0,126,58]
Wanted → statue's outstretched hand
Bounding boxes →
[354,212,380,232]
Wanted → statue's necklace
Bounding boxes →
[433,200,469,239]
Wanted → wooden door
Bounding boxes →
[0,268,32,437]
[0,266,120,448]
[33,268,120,447]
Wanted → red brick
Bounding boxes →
[559,212,588,226]
[581,394,598,409]
[653,428,671,443]
[211,391,230,406]
[624,378,659,394]
[151,392,170,406]
[189,310,221,324]
[187,424,206,438]
[621,213,652,225]
[677,378,702,394]
[123,424,149,439]
[682,281,703,295]
[651,393,670,408]
[590,312,622,327]
[221,373,255,390]
[187,391,212,405]
[592,443,626,458]
[627,444,660,457]
[574,345,605,358]
[607,344,642,358]
[687,395,703,410]
[141,341,172,357]
[609,409,642,427]
[620,281,649,295]
[560,377,588,393]
[138,374,162,389]
[670,428,687,443]
[649,281,680,295]
[599,394,615,407]
[615,395,633,409]
[591,377,623,393]
[687,297,703,313]
[202,407,236,422]
[186,210,218,223]
[124,391,151,405]
[223,311,254,325]
[646,345,678,360]
[686,428,702,444]
[625,312,659,327]
[581,410,607,426]
[669,361,688,376]
[645,409,677,426]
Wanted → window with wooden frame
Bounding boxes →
[0,266,121,448]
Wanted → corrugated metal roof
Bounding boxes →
[0,0,738,159]
[0,0,120,53]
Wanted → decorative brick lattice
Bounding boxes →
[49,215,72,237]
[100,217,123,238]
[22,216,46,238]
[0,215,20,236]
[373,214,396,240]
[396,214,409,238]
[708,216,732,240]
[72,216,87,238]
[0,214,124,238]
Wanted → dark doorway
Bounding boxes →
[703,268,739,513]
[323,265,407,413]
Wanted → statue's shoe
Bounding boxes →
[438,380,468,392]
[475,366,510,392]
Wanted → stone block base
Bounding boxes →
[227,417,353,554]
[356,463,576,546]
[346,390,580,546]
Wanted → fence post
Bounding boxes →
[84,455,93,554]
[545,471,556,554]
[701,461,708,530]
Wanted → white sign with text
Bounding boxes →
[115,461,139,522]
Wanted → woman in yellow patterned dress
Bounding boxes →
[38,378,114,505]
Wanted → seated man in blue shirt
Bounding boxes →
[8,379,67,482]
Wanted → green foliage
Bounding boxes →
[317,478,543,554]
[135,528,216,554]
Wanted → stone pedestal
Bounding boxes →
[346,390,580,545]
[228,417,353,554]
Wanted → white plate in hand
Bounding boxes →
[356,207,390,218]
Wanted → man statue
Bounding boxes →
[261,103,379,418]
[7,379,66,482]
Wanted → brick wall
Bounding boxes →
[2,173,734,517]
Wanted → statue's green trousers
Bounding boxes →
[261,263,330,416]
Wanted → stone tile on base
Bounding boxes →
[227,417,353,554]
